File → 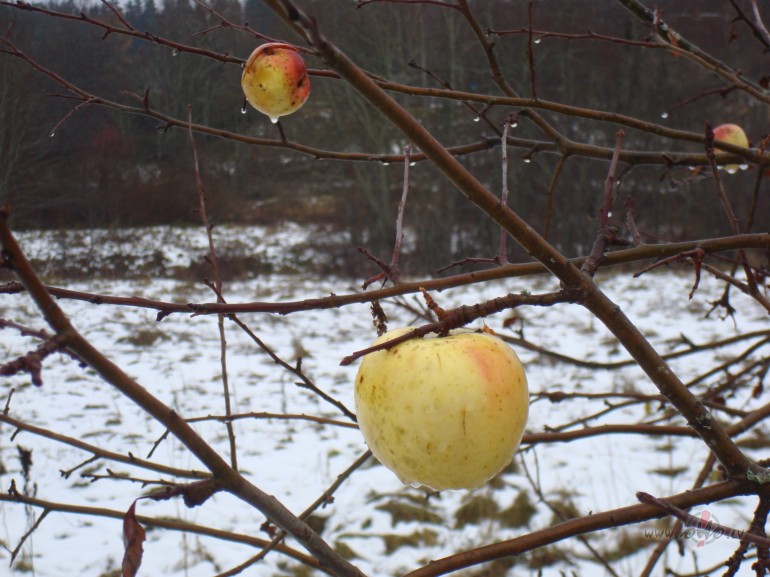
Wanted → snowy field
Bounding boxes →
[0,225,768,577]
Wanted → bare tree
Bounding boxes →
[1,1,770,576]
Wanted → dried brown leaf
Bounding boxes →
[122,500,146,577]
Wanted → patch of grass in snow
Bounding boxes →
[454,494,499,528]
[499,491,538,529]
[117,326,169,347]
[375,498,443,526]
[382,528,439,553]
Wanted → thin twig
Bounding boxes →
[9,508,50,564]
[389,144,412,284]
[497,115,516,265]
[582,130,625,276]
[705,122,770,313]
[0,210,367,577]
[637,492,770,549]
[215,450,372,577]
[751,0,770,45]
[187,105,238,471]
[526,1,537,99]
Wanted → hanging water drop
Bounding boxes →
[409,161,417,167]
[473,116,481,122]
[533,37,542,44]
[511,120,518,128]
[660,111,669,119]
[171,48,179,56]
[269,116,279,124]
[523,158,531,164]
[241,106,247,114]
[739,163,750,171]
[49,131,55,138]
[726,166,739,175]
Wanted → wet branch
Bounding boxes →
[0,208,368,577]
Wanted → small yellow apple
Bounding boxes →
[354,327,529,490]
[241,43,310,123]
[713,123,749,174]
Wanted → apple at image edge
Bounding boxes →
[354,327,529,491]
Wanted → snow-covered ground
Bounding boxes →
[0,225,768,577]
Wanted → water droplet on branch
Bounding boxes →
[660,112,669,119]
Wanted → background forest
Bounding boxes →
[1,0,768,274]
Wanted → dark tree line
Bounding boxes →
[0,0,768,274]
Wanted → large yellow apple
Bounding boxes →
[713,123,749,174]
[354,327,529,490]
[241,43,310,123]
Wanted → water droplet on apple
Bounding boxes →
[660,111,669,119]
